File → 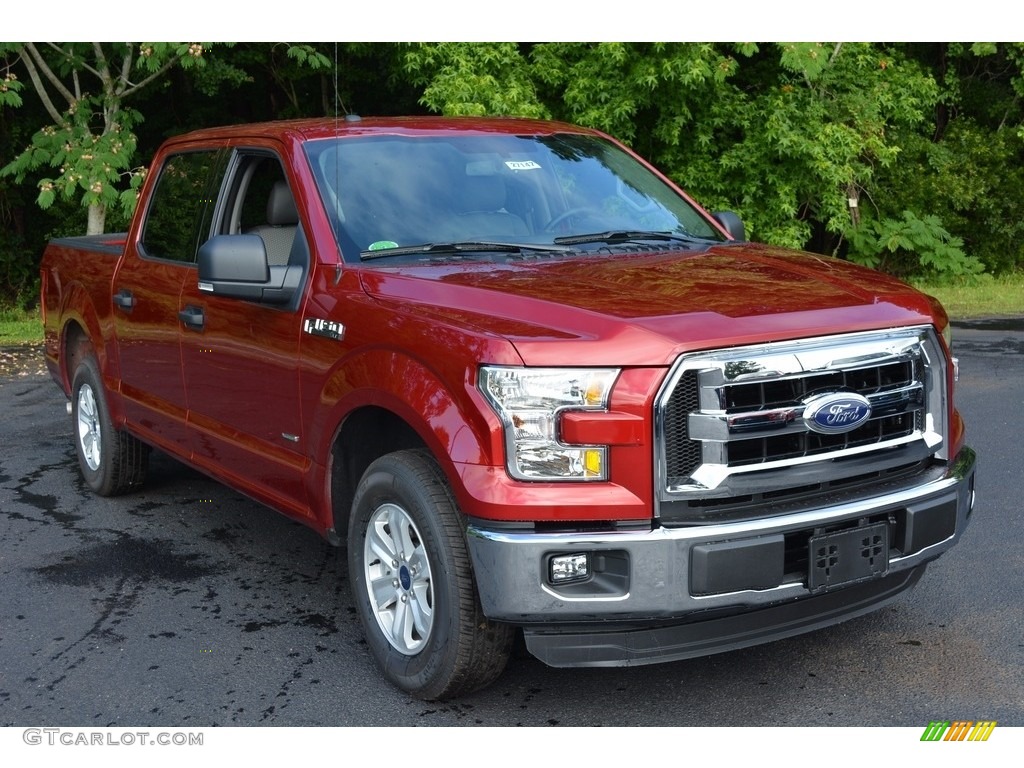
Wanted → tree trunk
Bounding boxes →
[87,203,106,235]
[846,183,861,228]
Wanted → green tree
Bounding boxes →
[874,43,1024,276]
[1,53,23,107]
[694,43,940,250]
[3,41,1022,285]
[403,43,963,274]
[405,42,547,118]
[1,43,219,234]
[0,42,331,236]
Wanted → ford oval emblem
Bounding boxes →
[802,392,872,435]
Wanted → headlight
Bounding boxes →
[479,366,619,481]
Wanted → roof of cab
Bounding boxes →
[163,115,605,148]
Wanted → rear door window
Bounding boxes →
[140,149,227,263]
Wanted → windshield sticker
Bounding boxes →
[505,160,541,171]
[368,240,399,251]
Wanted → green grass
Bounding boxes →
[0,306,44,346]
[911,272,1024,321]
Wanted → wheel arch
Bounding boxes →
[60,315,130,428]
[61,320,92,393]
[317,350,503,542]
[55,283,113,392]
[329,405,429,543]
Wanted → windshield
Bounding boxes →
[304,132,726,263]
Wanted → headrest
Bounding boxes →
[266,180,299,226]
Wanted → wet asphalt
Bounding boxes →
[1,320,1022,726]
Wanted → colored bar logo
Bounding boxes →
[921,721,997,741]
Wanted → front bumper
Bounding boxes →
[465,445,976,667]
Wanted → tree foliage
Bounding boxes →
[1,42,220,234]
[846,210,983,277]
[1,42,332,236]
[401,42,1024,279]
[403,43,945,251]
[405,43,547,118]
[2,40,1024,306]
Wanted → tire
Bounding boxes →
[348,449,513,700]
[71,355,149,496]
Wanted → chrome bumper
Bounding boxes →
[465,446,976,666]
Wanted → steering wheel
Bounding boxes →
[543,207,599,233]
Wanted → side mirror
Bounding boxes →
[712,211,746,242]
[197,235,298,304]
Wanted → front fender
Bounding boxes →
[312,347,503,471]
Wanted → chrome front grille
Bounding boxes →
[663,369,701,479]
[655,327,948,521]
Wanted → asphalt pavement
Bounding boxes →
[1,321,1021,727]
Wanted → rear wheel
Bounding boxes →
[348,449,512,700]
[71,355,148,496]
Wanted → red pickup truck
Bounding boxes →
[40,116,977,700]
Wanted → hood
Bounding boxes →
[357,243,940,367]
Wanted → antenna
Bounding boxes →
[333,42,342,275]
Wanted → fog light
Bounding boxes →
[550,553,590,584]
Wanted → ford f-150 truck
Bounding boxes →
[40,116,977,700]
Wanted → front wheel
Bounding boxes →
[348,450,512,700]
[71,355,148,496]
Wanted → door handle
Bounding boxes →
[113,289,135,311]
[178,305,205,331]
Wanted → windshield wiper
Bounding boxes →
[552,230,714,247]
[360,241,571,260]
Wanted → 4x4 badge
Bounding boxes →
[304,317,345,341]
[802,392,872,435]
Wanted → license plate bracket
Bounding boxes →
[808,522,889,593]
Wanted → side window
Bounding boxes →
[221,153,303,268]
[234,156,287,233]
[140,150,224,263]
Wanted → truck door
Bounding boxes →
[177,150,311,521]
[113,149,226,455]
